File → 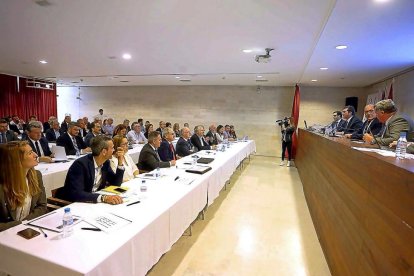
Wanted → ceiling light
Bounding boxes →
[122,53,131,60]
[374,0,389,2]
[242,49,253,53]
[335,45,348,50]
[320,67,329,70]
[175,76,180,79]
[311,79,318,82]
[257,75,263,78]
[39,60,48,64]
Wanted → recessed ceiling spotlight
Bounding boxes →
[39,60,48,64]
[122,53,131,60]
[311,79,318,82]
[242,49,253,53]
[175,76,180,79]
[257,75,263,78]
[320,67,329,70]
[335,45,348,50]
[374,0,389,2]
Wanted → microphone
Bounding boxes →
[368,128,381,149]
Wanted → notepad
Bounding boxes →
[101,186,129,194]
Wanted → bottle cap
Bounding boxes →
[64,207,70,213]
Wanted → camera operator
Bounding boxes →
[278,117,296,167]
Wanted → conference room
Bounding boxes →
[1,0,413,275]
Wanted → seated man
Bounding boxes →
[8,115,25,134]
[45,119,62,142]
[330,111,346,132]
[156,121,166,136]
[127,122,147,144]
[57,122,91,155]
[60,114,71,133]
[0,119,19,144]
[77,118,88,139]
[102,118,115,135]
[363,99,414,146]
[138,131,176,172]
[56,136,125,204]
[339,105,363,134]
[84,122,102,147]
[176,127,194,157]
[190,125,211,151]
[205,124,218,145]
[345,104,382,140]
[157,127,177,162]
[24,121,53,163]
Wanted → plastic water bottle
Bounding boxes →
[192,155,198,166]
[140,180,147,199]
[395,132,407,159]
[62,207,74,238]
[156,167,161,178]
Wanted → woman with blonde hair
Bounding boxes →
[0,141,47,231]
[110,135,139,182]
[173,123,180,137]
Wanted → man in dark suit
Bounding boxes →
[45,120,62,142]
[138,131,175,172]
[57,122,91,155]
[77,118,88,139]
[155,121,166,136]
[157,127,177,162]
[345,104,383,140]
[205,124,218,145]
[364,99,414,146]
[331,111,346,132]
[190,125,211,151]
[8,115,25,135]
[60,115,71,133]
[84,122,102,147]
[24,121,53,163]
[340,105,363,134]
[56,136,125,204]
[176,127,194,157]
[43,116,56,133]
[0,119,19,144]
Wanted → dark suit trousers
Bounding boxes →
[282,141,292,161]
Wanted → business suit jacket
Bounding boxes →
[9,123,24,134]
[0,170,47,231]
[26,137,53,157]
[57,132,87,155]
[342,116,363,134]
[190,134,211,151]
[205,130,218,145]
[158,139,176,162]
[56,154,124,202]
[138,143,170,172]
[45,128,62,142]
[331,119,347,131]
[375,113,414,146]
[84,132,100,147]
[0,130,19,144]
[176,137,193,157]
[351,118,382,140]
[43,121,51,133]
[60,121,69,133]
[78,128,88,139]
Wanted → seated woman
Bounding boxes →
[229,125,237,139]
[0,141,47,231]
[173,123,180,137]
[144,124,153,139]
[110,135,139,182]
[113,124,127,137]
[216,125,225,143]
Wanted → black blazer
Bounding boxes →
[190,134,211,151]
[0,130,19,143]
[0,170,47,231]
[281,126,295,143]
[26,137,53,157]
[157,139,176,162]
[342,116,363,134]
[351,117,382,140]
[8,124,24,134]
[205,131,218,145]
[45,128,62,142]
[84,132,99,147]
[60,121,69,133]
[56,133,87,155]
[43,121,51,133]
[138,143,170,172]
[332,119,347,131]
[176,137,193,157]
[78,128,87,139]
[56,154,124,203]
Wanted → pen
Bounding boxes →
[174,176,180,181]
[39,228,47,238]
[81,227,102,231]
[126,201,141,206]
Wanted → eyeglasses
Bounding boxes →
[120,143,128,146]
[365,110,375,114]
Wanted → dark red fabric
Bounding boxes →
[388,83,393,100]
[0,74,57,122]
[290,84,300,159]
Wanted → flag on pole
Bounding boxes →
[290,84,300,159]
[388,81,394,100]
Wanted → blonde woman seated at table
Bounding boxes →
[0,141,47,231]
[216,125,225,143]
[110,135,139,182]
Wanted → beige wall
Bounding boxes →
[57,85,367,157]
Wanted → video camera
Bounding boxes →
[276,117,290,126]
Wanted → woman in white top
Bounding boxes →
[215,125,225,143]
[0,141,47,231]
[110,135,139,182]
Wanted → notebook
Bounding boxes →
[185,166,212,175]
[52,145,68,162]
[197,157,214,164]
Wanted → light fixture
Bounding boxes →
[242,49,253,53]
[374,0,389,2]
[122,53,131,60]
[335,45,348,50]
[311,79,318,82]
[320,67,329,70]
[175,76,180,79]
[39,60,48,64]
[257,75,263,78]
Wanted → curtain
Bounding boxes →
[0,74,57,122]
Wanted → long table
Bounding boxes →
[295,129,414,275]
[0,140,256,276]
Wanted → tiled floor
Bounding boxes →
[148,156,331,276]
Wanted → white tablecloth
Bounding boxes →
[0,141,255,276]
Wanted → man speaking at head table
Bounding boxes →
[56,136,125,204]
[339,105,363,134]
[344,104,383,140]
[363,99,414,146]
[138,131,176,172]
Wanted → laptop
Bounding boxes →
[52,145,68,162]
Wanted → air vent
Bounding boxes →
[71,81,79,84]
[179,79,191,82]
[255,79,268,82]
[120,80,129,83]
[34,0,52,7]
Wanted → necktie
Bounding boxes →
[0,133,6,144]
[72,137,79,152]
[155,149,161,161]
[380,125,387,138]
[55,130,60,139]
[35,141,42,156]
[170,143,176,160]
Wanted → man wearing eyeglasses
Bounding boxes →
[345,104,382,140]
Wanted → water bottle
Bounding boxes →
[192,155,198,166]
[140,180,147,199]
[156,167,161,178]
[62,207,74,238]
[395,132,407,159]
